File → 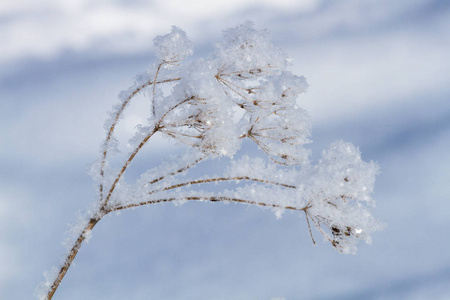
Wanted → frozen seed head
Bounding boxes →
[215,21,289,71]
[103,22,382,256]
[153,26,193,62]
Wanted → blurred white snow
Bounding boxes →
[1,1,450,299]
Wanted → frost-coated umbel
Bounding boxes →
[37,22,384,300]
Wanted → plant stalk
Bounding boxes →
[46,216,102,299]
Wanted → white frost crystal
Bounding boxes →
[153,26,193,62]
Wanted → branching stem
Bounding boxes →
[45,191,308,299]
[102,95,196,207]
[99,77,180,200]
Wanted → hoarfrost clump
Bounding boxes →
[39,22,384,300]
[153,26,193,62]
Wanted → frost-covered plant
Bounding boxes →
[38,22,383,299]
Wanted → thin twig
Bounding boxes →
[99,77,180,200]
[110,196,308,212]
[159,129,202,139]
[216,76,249,101]
[304,212,316,245]
[152,62,164,116]
[46,216,101,299]
[248,134,292,166]
[102,96,196,207]
[147,156,204,185]
[309,215,342,251]
[148,176,296,195]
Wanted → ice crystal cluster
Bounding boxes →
[39,22,383,300]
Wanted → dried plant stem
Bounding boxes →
[110,196,308,212]
[103,127,159,207]
[247,134,288,166]
[102,95,195,207]
[147,156,205,185]
[148,176,296,195]
[47,81,191,300]
[46,216,101,300]
[152,63,164,116]
[43,23,380,300]
[46,191,308,299]
[304,212,316,245]
[308,214,342,251]
[216,76,249,100]
[99,77,180,200]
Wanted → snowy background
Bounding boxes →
[1,0,450,299]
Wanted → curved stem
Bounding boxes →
[148,176,296,195]
[110,196,307,212]
[47,79,191,299]
[102,96,196,207]
[99,77,180,200]
[47,190,306,299]
[103,127,159,207]
[147,156,204,185]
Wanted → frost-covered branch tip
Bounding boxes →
[38,21,383,300]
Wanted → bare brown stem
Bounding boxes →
[110,196,308,212]
[148,157,204,185]
[308,214,343,251]
[305,212,316,245]
[247,134,289,166]
[99,77,180,200]
[47,189,307,298]
[148,176,296,195]
[103,127,159,206]
[152,63,164,116]
[46,216,102,299]
[46,95,196,299]
[103,96,196,207]
[216,76,250,101]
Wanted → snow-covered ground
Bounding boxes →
[1,1,450,299]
